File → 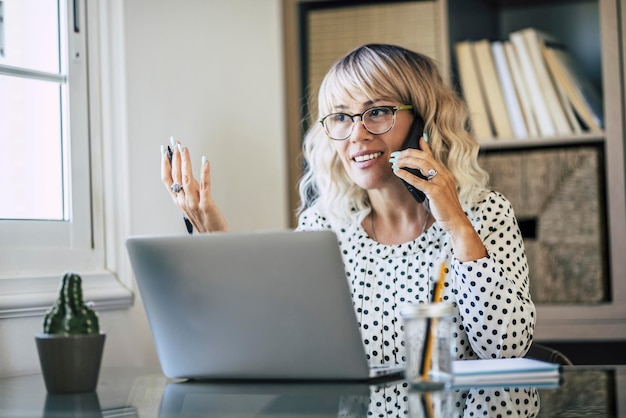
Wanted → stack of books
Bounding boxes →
[455,28,604,142]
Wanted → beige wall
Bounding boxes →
[124,0,288,236]
[0,0,287,377]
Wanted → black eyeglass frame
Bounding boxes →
[318,104,414,141]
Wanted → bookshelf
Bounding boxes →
[446,0,626,341]
[448,1,604,141]
[282,0,626,342]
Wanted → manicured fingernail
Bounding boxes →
[389,157,398,163]
[392,164,399,171]
[201,155,207,166]
[423,132,429,142]
[170,136,176,148]
[390,151,400,157]
[161,145,166,156]
[177,143,183,153]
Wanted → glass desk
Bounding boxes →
[0,365,624,417]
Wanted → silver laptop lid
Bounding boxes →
[126,230,371,380]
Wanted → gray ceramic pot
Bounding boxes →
[35,333,106,393]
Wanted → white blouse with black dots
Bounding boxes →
[297,190,536,364]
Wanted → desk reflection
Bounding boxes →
[43,392,103,418]
[157,380,540,418]
[0,366,619,417]
[406,386,539,417]
[159,381,371,417]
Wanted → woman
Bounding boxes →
[161,44,535,367]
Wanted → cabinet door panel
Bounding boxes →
[479,146,608,304]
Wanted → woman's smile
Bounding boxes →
[352,150,383,164]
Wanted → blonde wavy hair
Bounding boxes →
[298,44,489,226]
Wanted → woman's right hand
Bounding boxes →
[161,139,228,233]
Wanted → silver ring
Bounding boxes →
[171,183,183,193]
[427,168,438,180]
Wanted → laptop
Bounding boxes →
[126,229,405,382]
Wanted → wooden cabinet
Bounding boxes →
[283,0,626,341]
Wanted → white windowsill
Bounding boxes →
[0,271,134,319]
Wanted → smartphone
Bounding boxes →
[167,145,194,234]
[401,115,428,203]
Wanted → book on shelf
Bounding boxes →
[455,40,493,141]
[452,358,561,388]
[516,28,576,136]
[491,40,528,139]
[473,39,514,139]
[542,41,604,132]
[503,41,539,138]
[509,30,556,137]
[554,72,584,135]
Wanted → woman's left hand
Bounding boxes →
[391,137,487,261]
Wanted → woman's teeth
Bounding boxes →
[354,152,382,162]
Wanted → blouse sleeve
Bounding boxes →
[450,191,536,359]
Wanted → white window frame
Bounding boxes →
[0,0,133,318]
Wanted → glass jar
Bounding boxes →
[400,302,455,389]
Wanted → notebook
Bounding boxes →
[452,358,562,388]
[126,230,404,381]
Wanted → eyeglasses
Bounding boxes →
[319,104,414,141]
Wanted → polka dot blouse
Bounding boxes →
[297,190,536,365]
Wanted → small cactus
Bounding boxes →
[43,272,100,335]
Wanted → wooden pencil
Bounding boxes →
[420,261,448,380]
[432,261,447,303]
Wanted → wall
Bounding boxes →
[124,0,288,235]
[0,0,287,377]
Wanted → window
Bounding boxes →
[0,0,132,317]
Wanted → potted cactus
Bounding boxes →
[35,272,106,393]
